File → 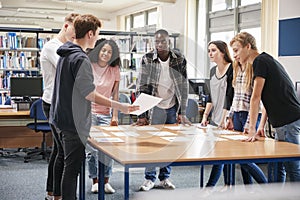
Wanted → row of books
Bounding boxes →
[0,33,49,49]
[0,52,37,69]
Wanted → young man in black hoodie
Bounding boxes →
[49,14,139,200]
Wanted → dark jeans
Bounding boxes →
[60,130,85,200]
[144,105,177,182]
[206,164,230,186]
[233,111,267,184]
[42,101,64,196]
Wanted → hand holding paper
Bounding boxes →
[130,93,162,115]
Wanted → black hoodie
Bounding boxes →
[49,41,95,143]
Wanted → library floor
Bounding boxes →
[1,149,299,200]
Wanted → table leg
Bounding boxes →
[200,165,204,187]
[79,158,85,200]
[124,166,130,200]
[98,154,105,200]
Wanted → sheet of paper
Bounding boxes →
[130,93,162,115]
[100,126,121,131]
[90,131,109,137]
[214,129,238,135]
[180,128,205,135]
[111,131,139,137]
[148,131,176,136]
[94,137,124,143]
[164,125,195,131]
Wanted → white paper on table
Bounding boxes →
[221,135,249,140]
[100,126,121,131]
[111,131,139,137]
[164,125,195,131]
[149,131,176,136]
[130,93,162,115]
[94,137,124,143]
[90,132,109,137]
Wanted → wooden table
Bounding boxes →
[0,108,52,148]
[86,124,300,200]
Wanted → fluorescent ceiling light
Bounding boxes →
[0,16,54,22]
[55,0,103,2]
[17,7,74,14]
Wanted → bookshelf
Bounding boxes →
[0,27,180,98]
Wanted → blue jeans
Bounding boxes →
[233,111,267,184]
[206,165,230,186]
[144,105,177,182]
[273,118,300,182]
[86,114,113,179]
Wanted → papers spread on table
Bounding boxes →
[111,131,139,137]
[99,126,121,131]
[213,129,239,135]
[130,93,162,115]
[90,132,109,137]
[148,131,176,136]
[94,137,124,143]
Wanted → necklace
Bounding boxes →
[216,63,229,79]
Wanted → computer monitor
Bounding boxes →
[10,77,43,99]
[188,78,207,95]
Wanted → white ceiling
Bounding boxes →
[0,0,176,29]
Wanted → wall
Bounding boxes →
[278,0,300,83]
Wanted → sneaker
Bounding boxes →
[105,183,116,194]
[45,195,53,200]
[139,180,155,191]
[159,179,175,189]
[91,183,98,193]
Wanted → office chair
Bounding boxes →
[186,98,199,123]
[25,98,51,162]
[118,93,132,125]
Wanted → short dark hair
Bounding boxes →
[88,39,121,67]
[74,14,101,39]
[155,29,169,36]
[64,13,80,23]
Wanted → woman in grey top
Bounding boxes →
[201,40,234,188]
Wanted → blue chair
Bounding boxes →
[186,98,199,123]
[118,93,132,125]
[25,98,51,162]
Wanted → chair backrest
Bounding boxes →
[186,98,199,123]
[29,98,47,120]
[118,93,132,125]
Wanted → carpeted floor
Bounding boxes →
[1,148,269,200]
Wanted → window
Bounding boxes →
[133,13,145,29]
[196,0,261,78]
[125,8,157,32]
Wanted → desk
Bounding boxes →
[87,124,300,200]
[0,108,52,148]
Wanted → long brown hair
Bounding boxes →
[208,40,233,64]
